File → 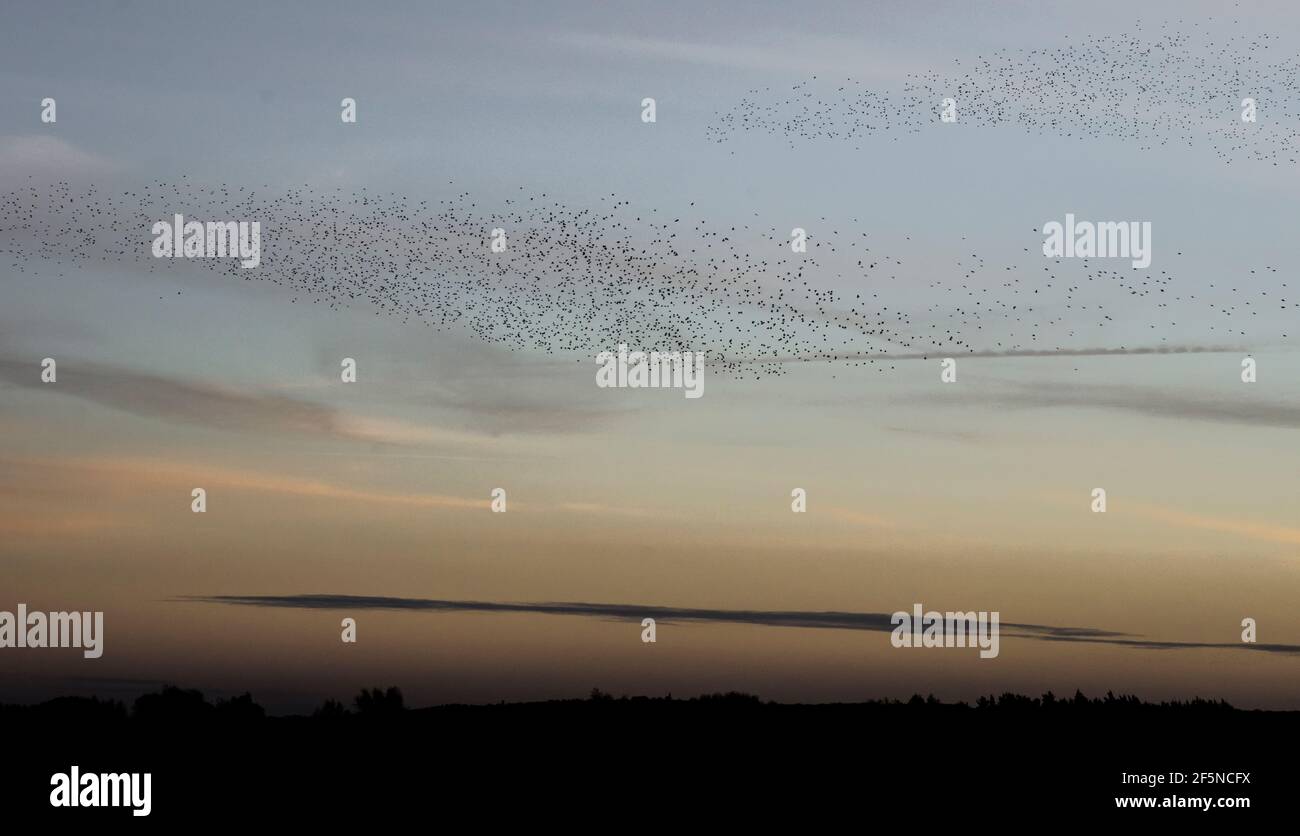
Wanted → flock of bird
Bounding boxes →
[707,22,1300,166]
[1,177,1291,378]
[1,21,1295,375]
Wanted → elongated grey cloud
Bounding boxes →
[0,135,114,181]
[916,380,1300,430]
[0,357,349,440]
[0,355,598,444]
[725,345,1243,364]
[182,593,1300,656]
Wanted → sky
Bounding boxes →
[1,0,1299,713]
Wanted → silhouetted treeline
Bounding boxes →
[0,683,1288,822]
[0,684,1255,724]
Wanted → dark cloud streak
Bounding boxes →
[182,593,1300,656]
[0,357,356,441]
[915,380,1300,430]
[724,345,1243,364]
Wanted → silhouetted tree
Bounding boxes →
[214,692,265,722]
[354,687,405,716]
[34,696,128,724]
[695,691,761,706]
[313,698,349,719]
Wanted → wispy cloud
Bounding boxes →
[0,510,130,538]
[0,135,115,180]
[0,455,675,519]
[1132,503,1300,546]
[0,357,496,447]
[911,379,1300,430]
[183,593,1300,656]
[726,345,1243,364]
[550,31,924,80]
[0,455,489,511]
[305,336,622,437]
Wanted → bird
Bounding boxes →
[2,175,1291,379]
[705,20,1300,167]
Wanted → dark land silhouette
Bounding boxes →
[1,685,1285,822]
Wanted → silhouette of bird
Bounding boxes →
[1,175,1291,377]
[706,20,1300,166]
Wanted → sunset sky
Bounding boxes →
[2,0,1299,713]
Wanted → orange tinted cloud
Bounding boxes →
[1132,502,1300,546]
